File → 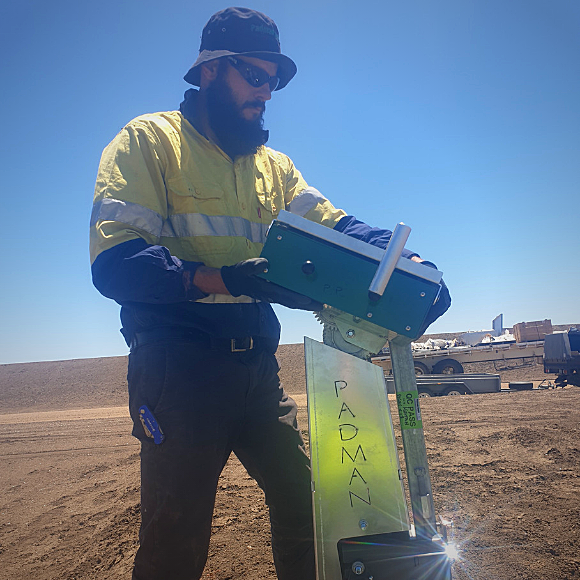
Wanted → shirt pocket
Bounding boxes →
[166,174,225,215]
[164,174,234,262]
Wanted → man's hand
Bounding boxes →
[220,258,323,311]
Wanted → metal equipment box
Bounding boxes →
[259,211,442,340]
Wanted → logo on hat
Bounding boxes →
[250,24,279,41]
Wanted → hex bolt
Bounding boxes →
[346,329,355,338]
[352,561,365,575]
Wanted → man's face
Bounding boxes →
[206,56,279,157]
[224,56,278,121]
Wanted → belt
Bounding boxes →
[129,327,271,353]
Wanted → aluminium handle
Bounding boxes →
[368,223,411,301]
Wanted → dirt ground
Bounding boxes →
[1,341,579,580]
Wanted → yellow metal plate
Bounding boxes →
[305,338,409,580]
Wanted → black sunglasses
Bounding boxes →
[226,56,280,92]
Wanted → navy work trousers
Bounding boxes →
[127,340,315,580]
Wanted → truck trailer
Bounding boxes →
[383,373,501,396]
[372,340,544,376]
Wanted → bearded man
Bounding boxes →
[90,7,450,580]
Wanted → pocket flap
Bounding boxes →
[166,174,223,200]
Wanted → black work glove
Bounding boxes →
[221,258,323,311]
[416,261,451,336]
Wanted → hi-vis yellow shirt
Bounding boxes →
[90,111,346,303]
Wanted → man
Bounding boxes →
[90,7,450,580]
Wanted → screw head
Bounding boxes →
[346,329,355,338]
[301,260,315,275]
[359,519,368,530]
[276,235,282,240]
[352,561,365,575]
[406,326,411,331]
[367,313,373,318]
[420,292,426,297]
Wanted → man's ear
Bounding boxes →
[200,59,220,84]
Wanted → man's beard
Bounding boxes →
[206,71,269,159]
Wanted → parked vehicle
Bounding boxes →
[543,329,580,387]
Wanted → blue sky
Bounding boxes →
[1,0,578,364]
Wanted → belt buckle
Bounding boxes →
[231,337,254,352]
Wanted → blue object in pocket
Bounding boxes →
[139,405,165,444]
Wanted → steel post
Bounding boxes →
[389,337,437,540]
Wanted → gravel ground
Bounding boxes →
[1,328,579,580]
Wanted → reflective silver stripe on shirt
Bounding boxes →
[162,213,269,242]
[92,199,269,242]
[287,186,328,217]
[91,198,164,237]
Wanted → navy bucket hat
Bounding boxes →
[184,7,297,91]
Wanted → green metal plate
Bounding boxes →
[305,338,409,580]
[259,223,440,338]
